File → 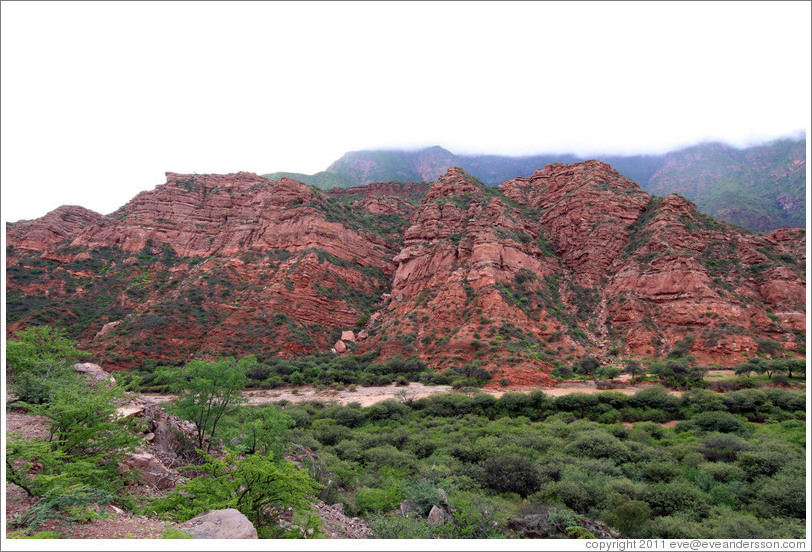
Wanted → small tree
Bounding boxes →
[551,364,573,379]
[160,357,249,450]
[573,356,600,376]
[597,366,621,381]
[222,404,294,456]
[624,359,643,380]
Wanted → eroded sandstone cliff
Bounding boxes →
[6,163,805,379]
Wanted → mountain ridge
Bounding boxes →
[263,137,806,232]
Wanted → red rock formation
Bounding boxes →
[6,163,805,377]
[7,205,101,251]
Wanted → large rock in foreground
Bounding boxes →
[181,509,258,539]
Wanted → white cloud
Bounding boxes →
[2,1,809,221]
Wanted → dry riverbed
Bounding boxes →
[141,378,675,408]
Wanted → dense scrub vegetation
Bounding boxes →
[256,386,805,538]
[5,326,807,539]
[118,352,482,392]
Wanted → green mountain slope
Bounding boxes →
[264,137,806,231]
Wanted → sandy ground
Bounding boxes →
[139,378,677,408]
[243,382,455,407]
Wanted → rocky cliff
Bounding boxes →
[6,163,805,379]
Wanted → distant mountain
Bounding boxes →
[263,137,806,232]
[645,139,806,232]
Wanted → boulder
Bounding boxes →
[95,319,122,338]
[181,509,258,539]
[334,340,347,354]
[73,362,116,385]
[427,505,447,525]
[121,452,176,490]
[396,500,421,518]
[341,330,356,342]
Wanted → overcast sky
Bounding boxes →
[2,1,810,222]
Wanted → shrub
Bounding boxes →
[403,479,444,516]
[436,492,509,538]
[681,388,725,413]
[596,366,621,380]
[603,498,651,537]
[643,480,709,519]
[675,411,749,435]
[480,455,542,497]
[721,389,768,414]
[697,462,744,483]
[367,513,432,538]
[6,325,90,405]
[152,451,319,537]
[629,385,681,414]
[551,364,573,379]
[495,392,534,416]
[700,434,752,462]
[362,445,417,472]
[645,515,705,538]
[446,363,492,382]
[638,461,681,482]
[554,393,599,413]
[564,430,629,463]
[737,451,790,481]
[356,486,404,515]
[553,480,592,513]
[755,472,806,519]
[222,404,293,455]
[573,356,600,376]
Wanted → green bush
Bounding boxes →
[368,513,432,538]
[403,479,444,516]
[363,445,417,472]
[564,430,629,463]
[553,480,592,513]
[675,411,749,435]
[152,451,319,537]
[737,451,791,481]
[479,455,542,497]
[645,515,705,538]
[356,486,403,515]
[603,498,651,537]
[700,434,752,462]
[6,325,90,405]
[643,480,709,519]
[630,385,682,414]
[755,472,806,519]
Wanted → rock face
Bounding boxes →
[7,205,102,251]
[6,163,805,379]
[181,509,258,539]
[7,172,411,368]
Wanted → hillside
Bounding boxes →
[263,137,806,232]
[6,163,805,381]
